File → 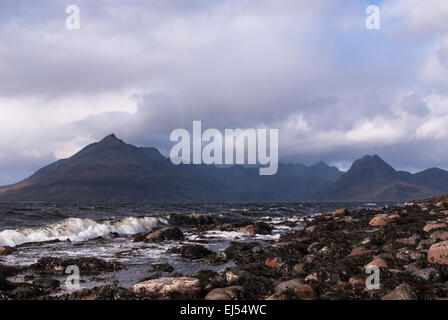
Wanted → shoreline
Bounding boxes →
[1,198,448,300]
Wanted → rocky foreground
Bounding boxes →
[3,197,448,300]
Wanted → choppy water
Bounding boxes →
[0,202,393,293]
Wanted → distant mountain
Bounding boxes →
[0,134,343,202]
[312,155,445,201]
[1,136,447,202]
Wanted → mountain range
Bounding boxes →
[0,134,446,202]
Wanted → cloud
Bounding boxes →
[0,0,448,184]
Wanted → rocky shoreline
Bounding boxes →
[3,197,448,300]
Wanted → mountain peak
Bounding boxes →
[99,134,124,144]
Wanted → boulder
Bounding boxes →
[205,286,243,300]
[334,208,348,217]
[428,241,448,264]
[365,258,388,269]
[238,222,273,236]
[0,246,13,255]
[275,278,304,292]
[423,222,446,232]
[145,228,184,242]
[131,277,201,299]
[167,244,215,260]
[381,283,417,300]
[369,216,390,227]
[430,231,448,241]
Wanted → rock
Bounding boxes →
[265,257,280,269]
[0,246,13,255]
[205,286,243,300]
[349,276,364,286]
[167,244,215,260]
[266,292,289,300]
[307,242,321,253]
[423,222,446,232]
[436,202,447,208]
[430,231,448,241]
[275,278,304,292]
[293,284,315,300]
[31,257,123,275]
[374,252,395,261]
[396,237,416,246]
[273,279,314,300]
[334,208,348,217]
[395,248,424,262]
[305,273,318,282]
[388,214,400,219]
[150,263,174,273]
[222,242,259,260]
[428,241,448,264]
[365,258,388,269]
[305,225,316,232]
[369,216,390,227]
[238,222,273,236]
[404,263,439,282]
[131,277,201,299]
[145,228,184,242]
[348,248,377,257]
[381,283,417,300]
[291,263,306,276]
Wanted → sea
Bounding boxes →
[0,202,395,294]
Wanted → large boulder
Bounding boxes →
[381,283,417,300]
[131,277,201,299]
[167,244,215,260]
[369,216,390,227]
[0,246,13,256]
[238,222,273,236]
[205,286,243,300]
[428,241,448,264]
[145,228,184,242]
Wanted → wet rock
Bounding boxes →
[264,257,280,269]
[291,263,306,276]
[61,285,136,300]
[395,248,424,262]
[334,208,348,217]
[222,242,259,261]
[430,231,448,241]
[238,222,273,236]
[31,257,123,275]
[436,202,447,208]
[381,283,417,300]
[145,228,184,242]
[275,278,304,292]
[205,286,243,300]
[33,278,61,290]
[131,277,201,299]
[404,263,439,282]
[369,216,390,227]
[150,263,174,273]
[167,244,215,260]
[365,258,388,269]
[307,242,321,253]
[423,222,446,232]
[428,241,448,265]
[0,246,13,256]
[349,276,364,286]
[348,247,377,257]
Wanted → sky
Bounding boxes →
[1,0,448,184]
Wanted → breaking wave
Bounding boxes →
[0,216,167,247]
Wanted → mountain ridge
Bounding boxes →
[0,135,446,202]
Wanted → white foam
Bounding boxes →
[0,216,166,247]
